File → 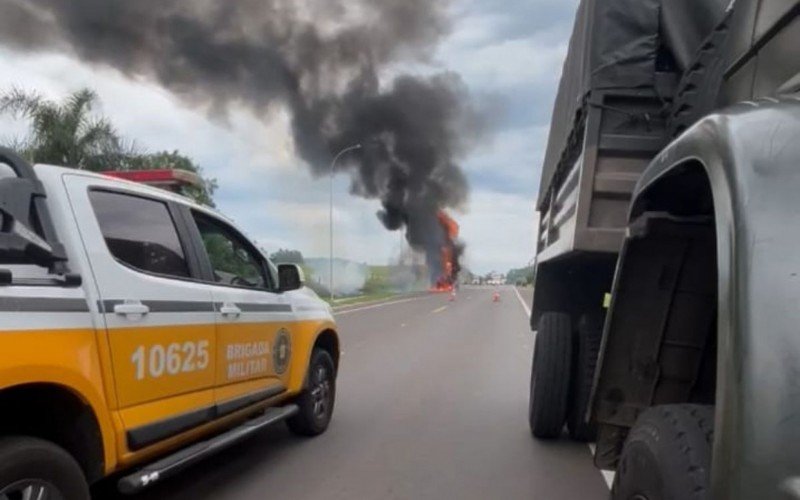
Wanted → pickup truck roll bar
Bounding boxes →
[0,147,70,274]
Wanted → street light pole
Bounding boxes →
[329,143,362,302]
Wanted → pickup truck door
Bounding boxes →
[64,175,217,453]
[182,208,294,414]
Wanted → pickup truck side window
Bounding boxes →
[89,190,191,279]
[192,211,269,290]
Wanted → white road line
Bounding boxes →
[431,306,448,314]
[513,287,532,317]
[588,444,616,488]
[334,296,424,316]
[512,287,614,490]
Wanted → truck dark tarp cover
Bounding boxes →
[538,0,661,207]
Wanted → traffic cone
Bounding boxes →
[492,291,500,302]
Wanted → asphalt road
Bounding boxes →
[111,286,609,499]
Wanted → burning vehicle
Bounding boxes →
[431,211,462,292]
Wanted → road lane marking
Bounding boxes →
[513,286,614,490]
[588,444,616,488]
[431,306,448,314]
[513,287,532,316]
[334,296,424,316]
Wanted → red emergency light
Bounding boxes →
[101,169,204,192]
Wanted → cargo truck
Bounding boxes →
[527,1,800,498]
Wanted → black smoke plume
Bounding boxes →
[0,0,482,281]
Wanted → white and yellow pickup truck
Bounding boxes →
[0,148,340,498]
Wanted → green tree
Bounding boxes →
[506,266,535,285]
[1,87,216,206]
[0,87,125,169]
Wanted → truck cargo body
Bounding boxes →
[536,89,668,263]
[532,0,785,322]
[533,86,670,323]
[532,0,688,324]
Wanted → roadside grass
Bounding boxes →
[324,291,400,307]
[322,265,406,308]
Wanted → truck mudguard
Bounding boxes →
[618,97,800,499]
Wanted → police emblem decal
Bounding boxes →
[273,328,291,374]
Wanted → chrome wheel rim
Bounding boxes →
[0,480,62,500]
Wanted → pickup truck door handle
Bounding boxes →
[220,303,242,318]
[113,301,150,316]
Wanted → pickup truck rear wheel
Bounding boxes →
[287,348,337,437]
[612,405,714,500]
[0,436,89,500]
[529,312,573,439]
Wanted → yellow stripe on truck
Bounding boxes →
[0,316,337,474]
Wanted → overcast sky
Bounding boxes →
[0,0,579,275]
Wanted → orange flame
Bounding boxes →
[431,211,460,293]
[438,211,459,240]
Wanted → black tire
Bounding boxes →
[528,312,573,439]
[287,348,337,437]
[668,16,731,138]
[0,436,89,500]
[567,313,603,442]
[612,405,714,500]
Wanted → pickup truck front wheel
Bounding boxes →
[0,436,89,500]
[287,348,337,437]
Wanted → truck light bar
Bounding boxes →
[101,169,204,190]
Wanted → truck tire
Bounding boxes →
[668,14,731,137]
[287,348,337,437]
[529,312,573,439]
[612,405,714,500]
[0,436,90,500]
[567,313,603,442]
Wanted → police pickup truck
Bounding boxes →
[0,148,340,498]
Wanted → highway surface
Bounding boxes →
[110,286,609,499]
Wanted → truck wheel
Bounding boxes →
[287,348,337,437]
[0,436,89,500]
[612,405,714,500]
[567,313,603,442]
[529,312,573,439]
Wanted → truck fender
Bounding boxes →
[0,370,118,479]
[286,321,339,393]
[622,97,800,499]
